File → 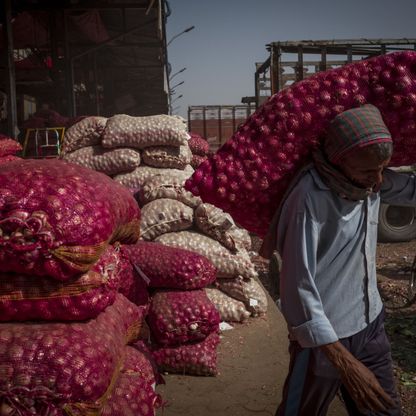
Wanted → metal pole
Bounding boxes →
[203,106,207,139]
[218,106,222,147]
[94,52,100,115]
[232,106,236,132]
[320,46,327,72]
[296,45,304,81]
[3,0,18,138]
[187,107,191,132]
[64,10,75,117]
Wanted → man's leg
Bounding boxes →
[276,341,341,416]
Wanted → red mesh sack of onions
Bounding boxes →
[123,345,162,387]
[191,154,208,169]
[99,347,163,416]
[121,241,217,290]
[151,332,220,376]
[0,294,144,412]
[0,155,21,165]
[0,137,22,157]
[185,51,416,236]
[118,251,150,306]
[0,245,124,322]
[147,289,220,346]
[9,346,163,416]
[0,159,141,280]
[189,132,210,156]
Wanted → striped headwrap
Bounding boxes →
[324,104,392,163]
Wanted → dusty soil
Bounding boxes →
[253,238,416,416]
[376,241,416,416]
[155,239,415,416]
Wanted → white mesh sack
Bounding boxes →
[155,231,258,280]
[140,199,194,241]
[101,114,190,149]
[113,165,194,189]
[62,116,107,154]
[205,287,251,322]
[216,277,268,316]
[63,146,141,176]
[140,173,202,208]
[142,144,192,170]
[227,226,252,251]
[194,203,237,252]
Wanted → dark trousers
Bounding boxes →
[276,311,401,416]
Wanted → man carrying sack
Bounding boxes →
[261,104,416,415]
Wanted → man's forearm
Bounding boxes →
[319,340,356,373]
[320,340,394,413]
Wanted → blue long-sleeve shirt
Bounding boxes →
[276,168,416,348]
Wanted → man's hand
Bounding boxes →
[320,341,395,413]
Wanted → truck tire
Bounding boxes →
[378,203,416,243]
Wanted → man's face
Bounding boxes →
[337,146,391,191]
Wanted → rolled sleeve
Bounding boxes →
[290,316,339,348]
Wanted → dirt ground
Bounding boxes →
[376,241,416,416]
[155,239,416,416]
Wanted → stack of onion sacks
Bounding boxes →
[0,159,164,414]
[185,51,416,237]
[122,241,221,376]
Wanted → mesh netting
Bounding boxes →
[151,332,220,376]
[0,159,141,280]
[122,241,216,290]
[188,133,210,156]
[147,289,220,346]
[0,138,22,157]
[61,116,107,154]
[63,146,141,176]
[0,245,122,322]
[142,144,192,170]
[205,287,251,322]
[0,294,144,409]
[101,114,189,149]
[156,231,257,279]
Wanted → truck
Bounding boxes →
[254,38,416,243]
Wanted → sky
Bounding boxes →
[165,0,416,119]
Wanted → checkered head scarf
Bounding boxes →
[324,104,392,163]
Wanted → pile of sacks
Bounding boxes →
[61,114,193,193]
[122,241,222,376]
[61,114,267,325]
[138,177,268,324]
[189,131,210,169]
[0,159,163,415]
[0,135,22,164]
